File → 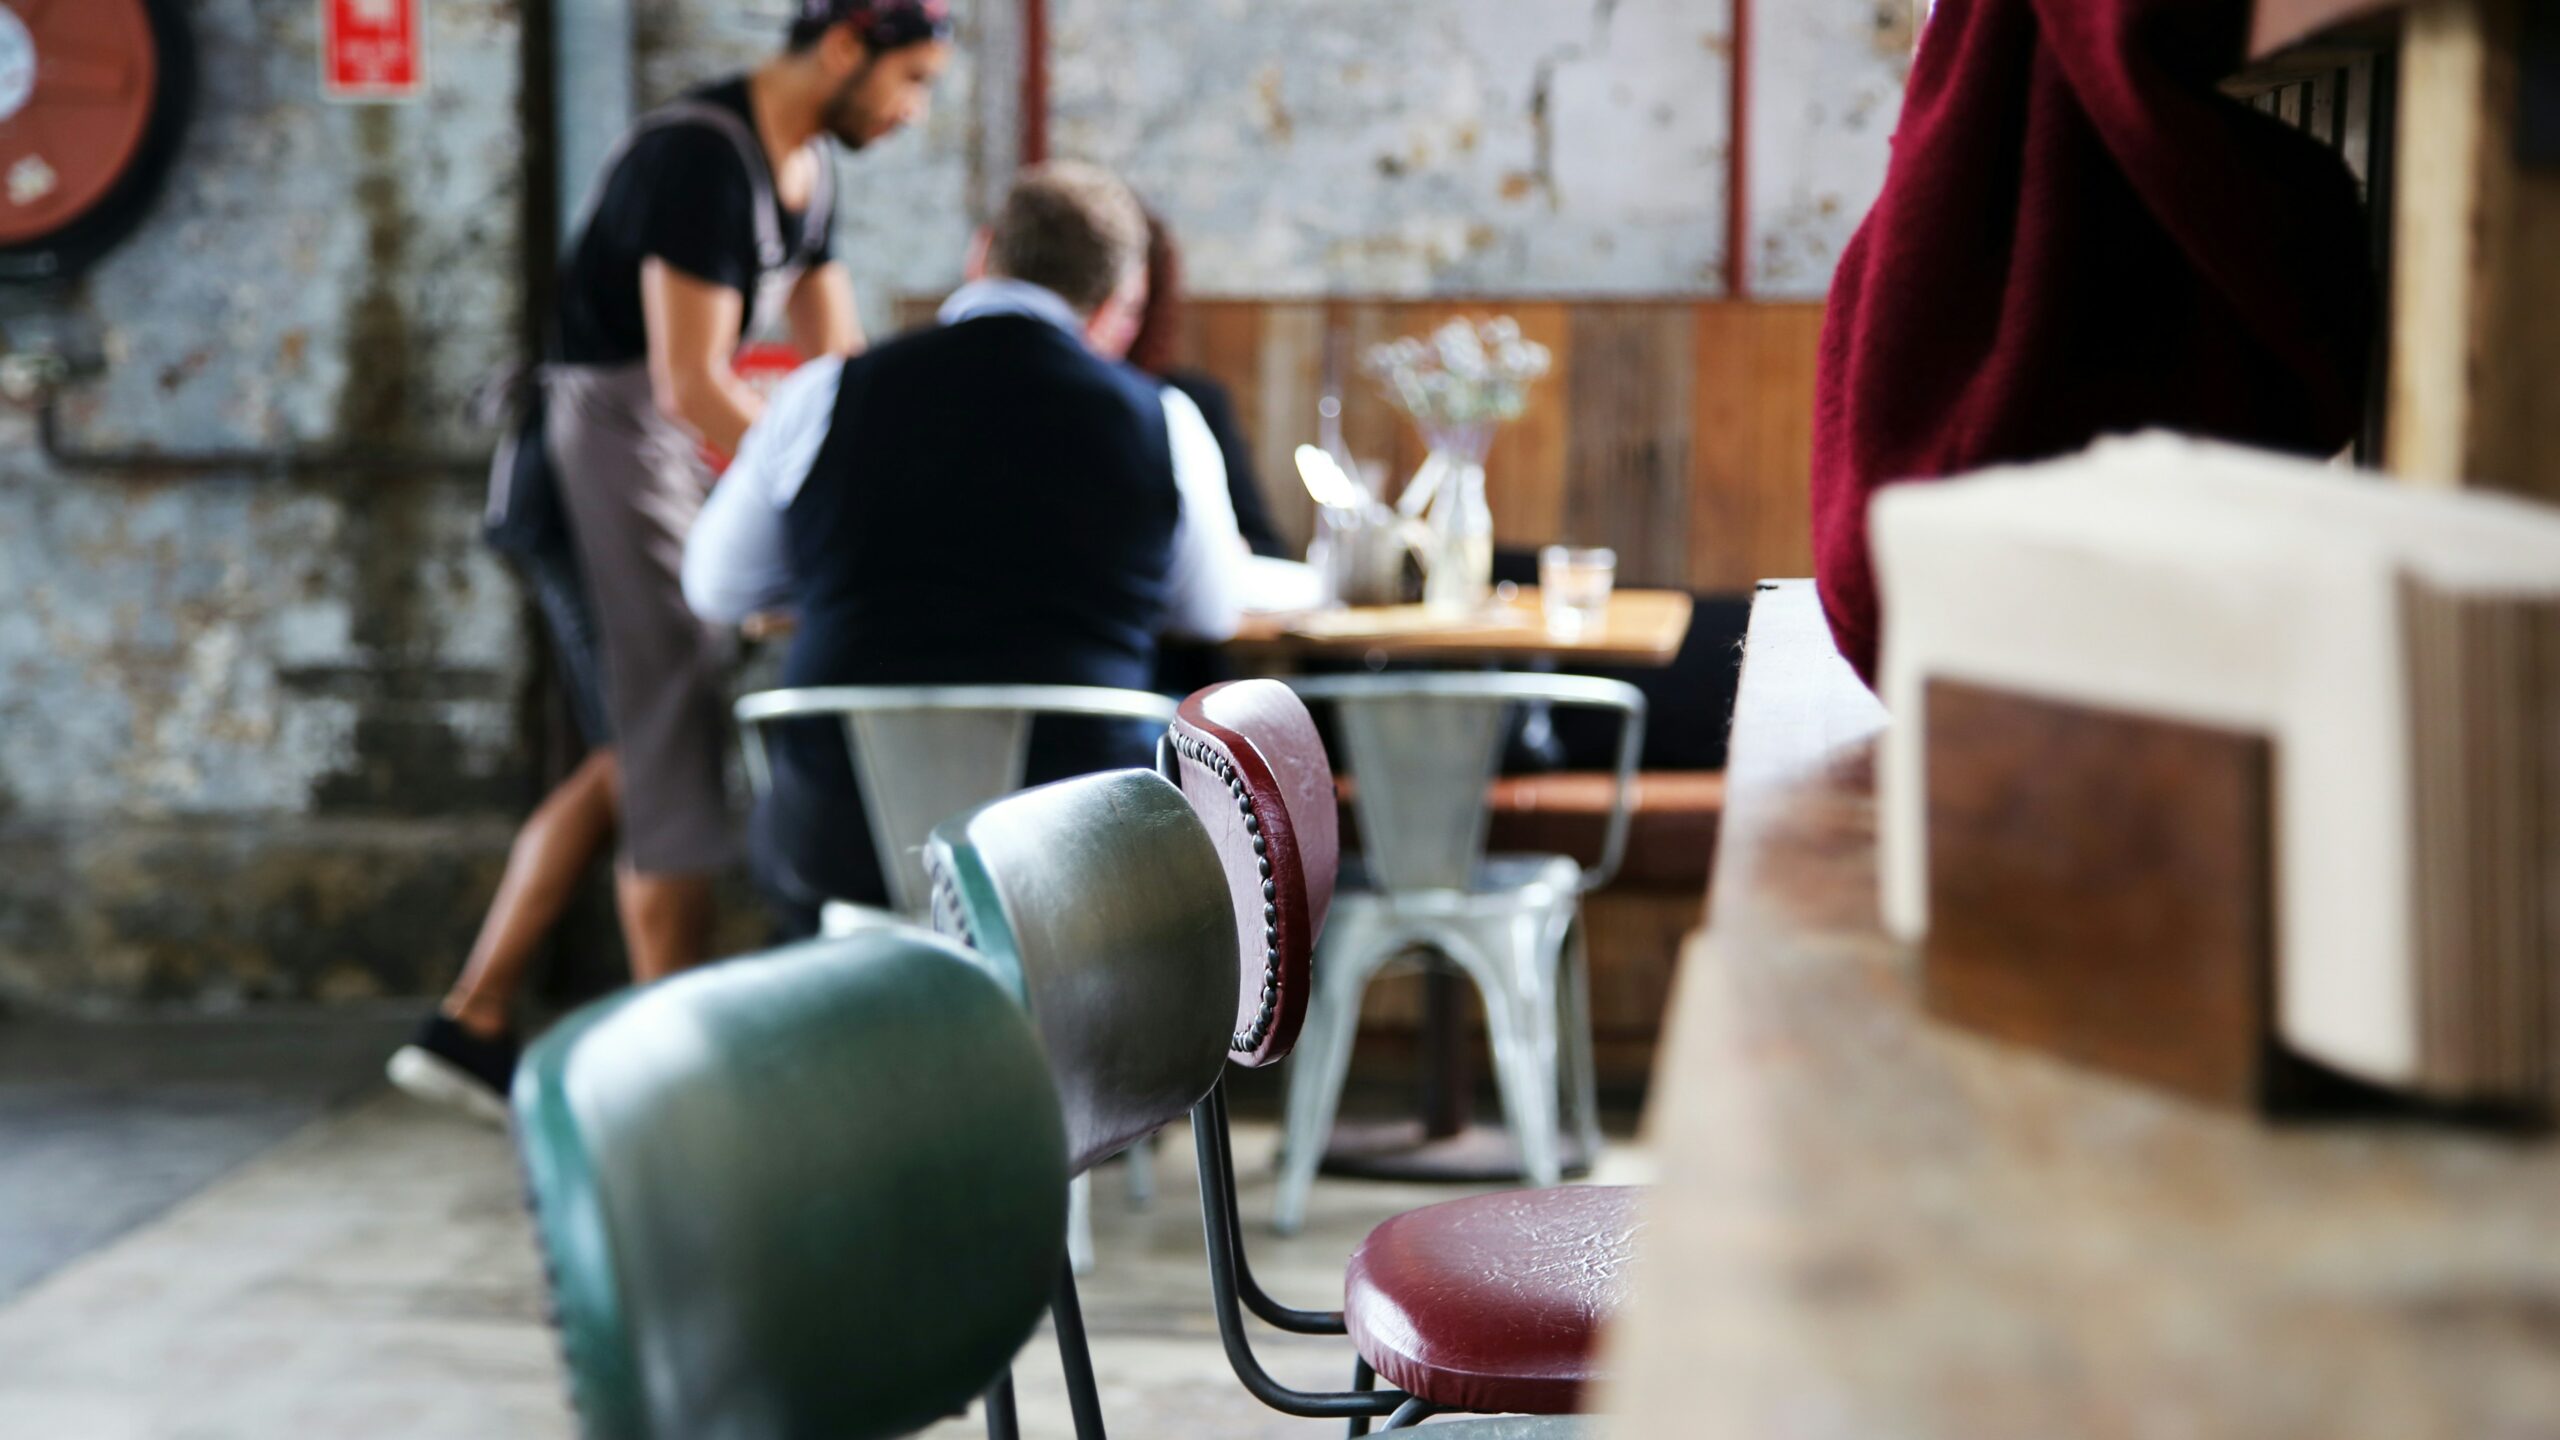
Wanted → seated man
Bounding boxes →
[684,160,1246,931]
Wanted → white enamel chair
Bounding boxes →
[1274,672,1644,1235]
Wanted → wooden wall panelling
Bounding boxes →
[1332,300,1411,502]
[1687,304,1824,593]
[1751,306,1825,582]
[1495,303,1575,548]
[1687,303,1766,592]
[1562,305,1697,589]
[896,291,1831,593]
[1249,303,1325,552]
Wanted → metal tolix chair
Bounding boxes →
[1274,672,1646,1234]
[510,927,1069,1440]
[735,682,1180,1272]
[930,752,1608,1438]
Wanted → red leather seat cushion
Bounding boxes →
[1343,1186,1641,1415]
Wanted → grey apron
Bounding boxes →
[544,100,834,875]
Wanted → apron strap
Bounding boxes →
[800,143,837,266]
[569,99,791,273]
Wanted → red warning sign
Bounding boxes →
[322,0,423,102]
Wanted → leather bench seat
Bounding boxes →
[1343,1184,1642,1415]
[1485,770,1724,888]
[1335,771,1724,889]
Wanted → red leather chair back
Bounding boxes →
[1165,680,1339,1068]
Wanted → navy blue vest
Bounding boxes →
[779,313,1180,693]
[752,313,1181,924]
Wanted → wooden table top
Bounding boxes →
[1228,588,1694,668]
[1600,580,2560,1440]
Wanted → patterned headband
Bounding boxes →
[800,0,954,49]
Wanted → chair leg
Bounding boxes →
[1380,1396,1440,1430]
[1450,915,1564,1189]
[1276,930,1376,1236]
[983,1371,1020,1440]
[1123,1132,1155,1210]
[1346,1356,1377,1439]
[1558,910,1605,1163]
[1051,1260,1110,1440]
[1067,1171,1096,1276]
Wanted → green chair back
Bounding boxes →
[924,769,1238,1174]
[512,929,1069,1440]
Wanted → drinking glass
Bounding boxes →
[1539,546,1617,639]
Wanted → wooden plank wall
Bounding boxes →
[896,296,1829,594]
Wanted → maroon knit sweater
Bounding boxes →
[1809,0,2373,685]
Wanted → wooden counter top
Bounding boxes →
[1599,580,2560,1440]
[1228,588,1695,669]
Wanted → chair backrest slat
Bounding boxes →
[513,929,1069,1440]
[925,770,1238,1174]
[1331,693,1510,892]
[1166,680,1339,1067]
[736,685,1180,917]
[847,709,1034,912]
[1289,672,1649,895]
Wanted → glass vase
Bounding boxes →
[1416,448,1494,616]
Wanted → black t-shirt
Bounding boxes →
[553,79,831,366]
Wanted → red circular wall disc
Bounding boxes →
[0,0,162,248]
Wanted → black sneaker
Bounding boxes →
[387,1015,520,1128]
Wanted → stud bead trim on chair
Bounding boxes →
[928,863,978,950]
[1174,729,1283,1056]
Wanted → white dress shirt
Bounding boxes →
[682,277,1249,642]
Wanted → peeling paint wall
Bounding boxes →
[1050,0,1736,297]
[0,0,1907,1010]
[625,0,1903,306]
[61,1,524,456]
[1748,0,1913,299]
[0,2,532,1008]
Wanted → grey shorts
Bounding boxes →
[545,362,739,877]
[518,536,613,751]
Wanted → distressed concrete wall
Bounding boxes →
[0,1,531,1009]
[0,0,1906,1010]
[627,0,1903,305]
[1747,0,1914,300]
[1050,0,1735,297]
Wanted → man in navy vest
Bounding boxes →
[684,161,1247,932]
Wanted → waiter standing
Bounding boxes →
[388,1,954,1122]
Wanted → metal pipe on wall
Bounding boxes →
[551,0,637,237]
[1726,0,1752,299]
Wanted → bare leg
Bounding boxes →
[616,869,717,984]
[442,750,621,1037]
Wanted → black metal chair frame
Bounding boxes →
[984,1092,1441,1440]
[956,759,1511,1440]
[1191,1079,1439,1436]
[1154,734,1449,1438]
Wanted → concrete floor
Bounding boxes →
[0,1010,413,1303]
[0,1018,1649,1440]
